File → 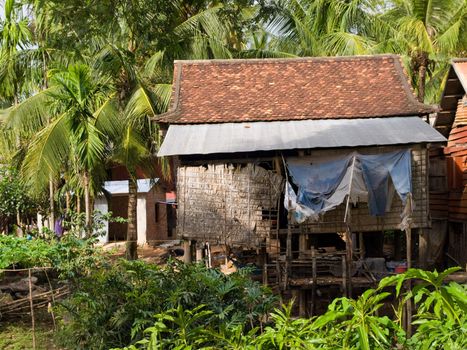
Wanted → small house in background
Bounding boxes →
[431,59,467,269]
[157,55,445,315]
[94,178,176,245]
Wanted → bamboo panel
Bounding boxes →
[177,163,283,247]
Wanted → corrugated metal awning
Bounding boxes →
[158,117,446,156]
[103,179,159,195]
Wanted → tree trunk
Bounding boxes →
[417,52,428,102]
[126,177,138,260]
[84,172,92,237]
[76,194,81,213]
[49,177,55,231]
[65,191,71,213]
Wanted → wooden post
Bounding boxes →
[182,240,192,264]
[196,247,203,262]
[28,269,36,350]
[343,156,356,298]
[418,228,428,269]
[342,255,347,297]
[345,226,353,298]
[299,233,307,258]
[299,290,307,317]
[405,227,413,336]
[311,247,317,316]
[285,210,292,289]
[359,232,365,260]
[263,263,268,285]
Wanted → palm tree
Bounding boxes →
[379,0,467,102]
[3,64,120,234]
[265,0,385,57]
[0,0,32,105]
[92,1,249,259]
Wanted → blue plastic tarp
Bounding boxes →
[285,149,412,224]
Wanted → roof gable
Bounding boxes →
[434,59,467,136]
[158,55,435,124]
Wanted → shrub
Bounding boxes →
[113,268,467,350]
[55,260,276,350]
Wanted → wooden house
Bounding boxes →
[157,55,445,313]
[431,59,467,268]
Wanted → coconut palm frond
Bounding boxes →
[174,5,223,38]
[125,84,171,127]
[74,121,106,171]
[114,125,151,175]
[94,95,122,141]
[1,87,55,134]
[22,113,70,192]
[143,50,166,78]
[323,31,375,56]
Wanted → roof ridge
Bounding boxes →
[174,54,399,65]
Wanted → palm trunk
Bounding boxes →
[84,172,92,237]
[76,194,81,213]
[126,177,138,260]
[65,191,71,213]
[49,177,55,231]
[417,52,428,103]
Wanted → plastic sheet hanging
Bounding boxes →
[284,149,413,229]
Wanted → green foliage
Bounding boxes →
[55,260,276,350]
[0,166,37,231]
[379,267,467,350]
[110,267,467,350]
[0,210,114,278]
[0,234,109,278]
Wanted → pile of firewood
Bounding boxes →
[0,273,68,318]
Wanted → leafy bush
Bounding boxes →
[113,267,467,350]
[55,260,276,350]
[0,233,110,279]
[381,267,467,350]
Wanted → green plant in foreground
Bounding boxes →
[380,267,467,350]
[55,260,276,350]
[112,267,467,350]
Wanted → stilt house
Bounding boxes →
[431,59,467,268]
[157,55,445,310]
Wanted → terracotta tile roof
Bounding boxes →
[158,55,435,124]
[452,59,467,91]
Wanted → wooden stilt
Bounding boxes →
[359,232,365,259]
[418,228,428,269]
[405,227,413,336]
[345,226,353,298]
[28,269,36,350]
[299,290,307,317]
[195,248,203,262]
[342,255,347,297]
[263,263,268,285]
[285,210,292,289]
[311,247,317,316]
[182,240,192,264]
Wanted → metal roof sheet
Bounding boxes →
[103,179,159,195]
[158,117,446,156]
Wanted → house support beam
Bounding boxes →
[418,228,428,269]
[182,240,192,263]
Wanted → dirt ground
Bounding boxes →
[0,310,59,350]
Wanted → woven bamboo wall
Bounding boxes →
[177,163,283,247]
